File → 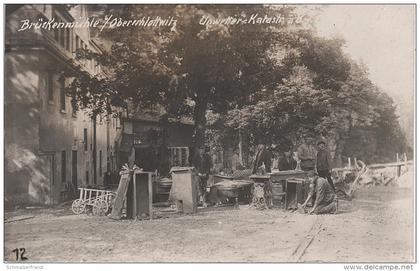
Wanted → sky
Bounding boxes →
[314,5,415,142]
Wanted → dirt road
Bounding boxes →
[4,185,414,263]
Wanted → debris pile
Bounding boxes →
[359,167,398,187]
[332,159,412,198]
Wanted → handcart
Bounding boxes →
[71,188,116,216]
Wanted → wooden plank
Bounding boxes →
[109,172,132,220]
[368,161,409,168]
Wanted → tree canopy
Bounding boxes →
[67,4,409,165]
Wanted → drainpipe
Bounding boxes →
[93,114,97,185]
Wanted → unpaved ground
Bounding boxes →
[301,186,414,262]
[4,182,414,262]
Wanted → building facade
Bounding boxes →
[118,107,195,176]
[5,5,120,208]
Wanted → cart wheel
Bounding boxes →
[71,199,85,215]
[93,200,109,216]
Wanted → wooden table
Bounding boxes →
[270,170,308,209]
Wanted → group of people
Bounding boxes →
[297,135,338,214]
[191,135,338,214]
[252,135,338,215]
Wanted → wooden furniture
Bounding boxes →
[127,170,154,220]
[270,170,308,209]
[109,171,132,220]
[170,167,198,214]
[126,170,155,220]
[153,177,172,203]
[271,183,286,209]
[249,175,272,209]
[286,178,305,210]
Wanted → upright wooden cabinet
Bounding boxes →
[170,167,198,214]
[126,170,155,220]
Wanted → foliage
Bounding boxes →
[66,4,409,165]
[67,4,311,151]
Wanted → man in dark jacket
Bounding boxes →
[315,139,335,192]
[252,143,272,174]
[193,146,213,206]
[278,150,297,171]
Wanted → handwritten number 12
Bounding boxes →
[12,248,27,261]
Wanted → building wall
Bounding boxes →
[5,48,45,206]
[5,4,119,208]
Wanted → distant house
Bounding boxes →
[5,5,120,207]
[118,105,195,176]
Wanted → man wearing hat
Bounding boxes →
[297,135,317,171]
[315,138,335,192]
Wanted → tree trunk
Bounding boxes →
[239,130,250,167]
[192,98,207,157]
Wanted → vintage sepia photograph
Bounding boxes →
[3,3,416,265]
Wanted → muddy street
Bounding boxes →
[4,185,414,263]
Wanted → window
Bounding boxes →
[47,73,53,102]
[169,147,190,167]
[53,17,59,42]
[99,150,102,177]
[83,128,88,151]
[59,78,65,111]
[59,27,65,48]
[71,97,77,116]
[65,28,70,51]
[71,88,77,116]
[61,151,66,183]
[75,35,80,51]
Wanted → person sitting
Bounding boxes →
[301,175,338,215]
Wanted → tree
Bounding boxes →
[225,34,409,165]
[67,4,311,155]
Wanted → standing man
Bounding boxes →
[297,135,317,171]
[315,139,335,192]
[252,142,272,174]
[193,146,213,207]
[278,150,297,171]
[231,148,242,171]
